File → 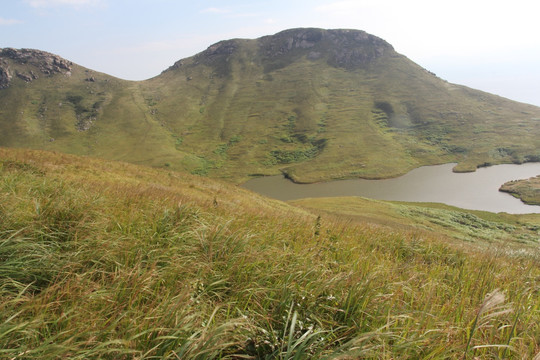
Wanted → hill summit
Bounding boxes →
[1,28,540,183]
[165,28,393,75]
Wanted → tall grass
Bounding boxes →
[0,148,539,358]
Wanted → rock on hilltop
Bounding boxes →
[0,48,73,88]
[259,28,393,69]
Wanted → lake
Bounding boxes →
[242,163,540,214]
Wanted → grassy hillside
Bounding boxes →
[3,29,540,183]
[1,147,539,358]
[0,49,195,170]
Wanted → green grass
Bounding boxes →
[290,196,540,247]
[1,148,539,358]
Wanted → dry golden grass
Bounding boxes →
[0,148,539,359]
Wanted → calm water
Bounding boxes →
[242,163,540,214]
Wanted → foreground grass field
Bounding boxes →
[1,148,539,359]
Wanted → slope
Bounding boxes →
[0,147,539,358]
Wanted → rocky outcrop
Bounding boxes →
[191,40,240,77]
[259,28,325,58]
[0,60,12,89]
[199,40,239,59]
[327,29,392,68]
[259,28,394,70]
[162,28,394,76]
[16,71,33,82]
[0,48,73,88]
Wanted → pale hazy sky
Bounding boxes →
[2,0,540,106]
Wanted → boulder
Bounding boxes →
[16,72,32,82]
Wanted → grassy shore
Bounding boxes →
[1,148,539,359]
[500,176,540,206]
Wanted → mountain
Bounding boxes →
[2,28,540,183]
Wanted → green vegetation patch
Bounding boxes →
[269,146,319,164]
[267,113,328,165]
[398,206,524,243]
[214,135,243,158]
[269,138,327,165]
